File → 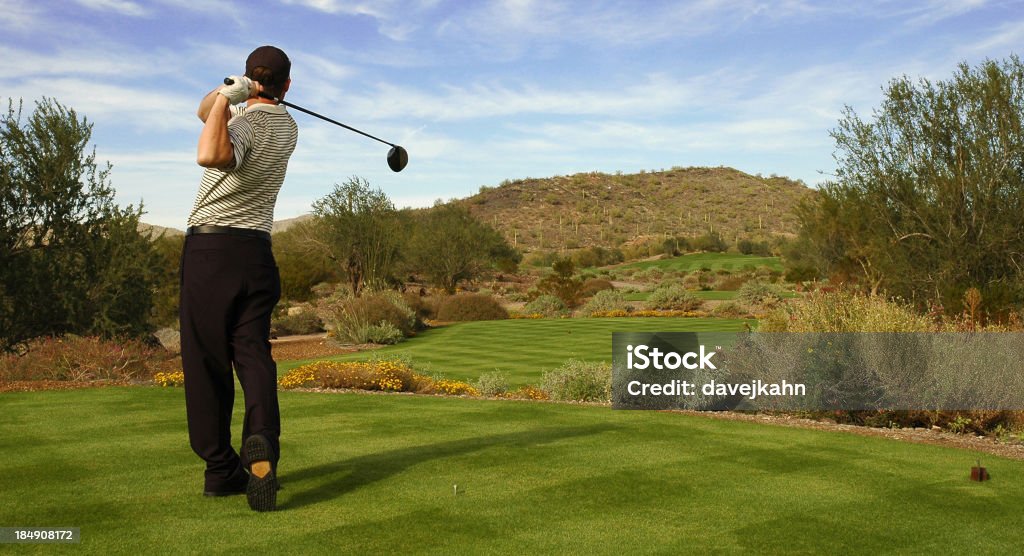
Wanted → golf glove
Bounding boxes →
[219,75,252,105]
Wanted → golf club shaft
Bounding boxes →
[223,78,397,148]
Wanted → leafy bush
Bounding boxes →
[272,309,324,336]
[692,231,729,252]
[0,335,178,382]
[571,246,624,268]
[524,250,559,268]
[365,322,404,344]
[645,284,704,311]
[579,290,631,317]
[535,258,585,308]
[737,280,785,307]
[540,359,611,402]
[475,371,511,396]
[2,99,161,351]
[737,239,771,256]
[436,293,509,321]
[523,295,569,317]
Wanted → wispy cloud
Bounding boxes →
[282,0,387,17]
[958,18,1024,55]
[0,0,41,32]
[323,72,722,122]
[902,0,989,27]
[7,78,195,132]
[75,0,148,17]
[435,0,824,52]
[281,0,432,41]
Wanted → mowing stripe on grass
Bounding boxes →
[1,387,1021,554]
[282,318,749,385]
[622,252,783,272]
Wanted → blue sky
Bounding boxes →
[2,0,1022,228]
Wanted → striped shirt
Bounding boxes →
[187,103,298,233]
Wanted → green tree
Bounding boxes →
[1,98,158,349]
[310,176,401,296]
[406,202,520,293]
[272,219,340,301]
[536,258,585,308]
[149,233,185,327]
[797,56,1024,313]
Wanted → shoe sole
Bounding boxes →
[243,435,278,512]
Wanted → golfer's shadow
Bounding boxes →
[281,423,615,509]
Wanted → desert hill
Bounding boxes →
[140,166,815,250]
[460,166,815,251]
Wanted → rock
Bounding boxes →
[154,328,181,354]
[287,306,305,316]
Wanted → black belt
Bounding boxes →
[186,225,271,242]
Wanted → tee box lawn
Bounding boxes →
[2,387,1021,554]
[3,317,1021,553]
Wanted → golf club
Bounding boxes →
[223,77,408,172]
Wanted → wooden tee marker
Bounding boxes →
[970,460,990,482]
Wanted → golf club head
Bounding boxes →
[387,145,408,172]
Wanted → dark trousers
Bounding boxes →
[179,233,281,490]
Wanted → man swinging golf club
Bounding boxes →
[180,45,297,512]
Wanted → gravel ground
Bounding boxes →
[666,409,1024,461]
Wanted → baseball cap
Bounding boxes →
[245,45,291,85]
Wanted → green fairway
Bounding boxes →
[622,252,784,272]
[1,387,1021,554]
[283,318,748,385]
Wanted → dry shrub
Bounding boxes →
[645,284,703,311]
[714,274,749,291]
[1,335,177,383]
[402,290,442,321]
[761,290,932,332]
[759,289,1024,436]
[436,293,509,321]
[319,290,417,343]
[540,359,611,402]
[579,290,630,317]
[736,280,785,307]
[523,295,569,318]
[272,310,324,336]
[711,301,752,318]
[580,278,614,298]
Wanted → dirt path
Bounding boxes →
[668,409,1024,461]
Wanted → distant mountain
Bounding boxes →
[460,166,816,251]
[138,222,184,238]
[271,214,313,234]
[140,166,815,251]
[138,214,313,239]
